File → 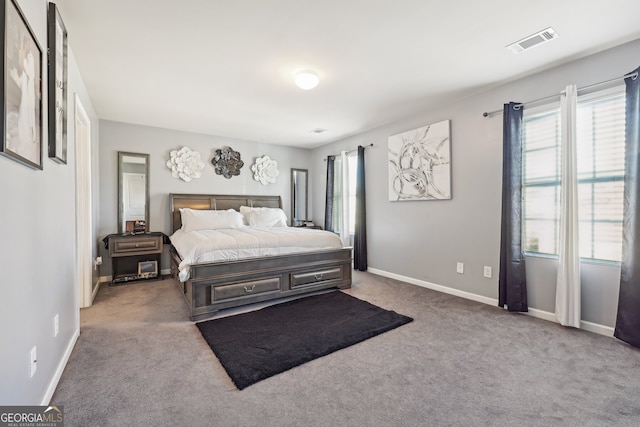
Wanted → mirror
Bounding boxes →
[118,151,149,234]
[291,168,308,226]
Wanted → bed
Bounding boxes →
[169,193,352,321]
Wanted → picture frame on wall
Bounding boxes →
[47,2,68,164]
[0,0,43,170]
[388,119,452,201]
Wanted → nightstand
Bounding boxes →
[293,225,322,230]
[106,232,165,284]
[292,221,322,230]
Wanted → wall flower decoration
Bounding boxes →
[212,146,244,179]
[251,155,279,185]
[166,146,205,182]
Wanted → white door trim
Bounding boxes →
[75,94,93,309]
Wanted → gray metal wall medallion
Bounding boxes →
[212,146,244,179]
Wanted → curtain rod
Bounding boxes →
[482,71,638,118]
[323,143,373,160]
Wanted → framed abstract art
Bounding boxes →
[388,120,452,201]
[1,0,43,170]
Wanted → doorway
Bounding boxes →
[75,94,93,309]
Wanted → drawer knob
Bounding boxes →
[135,244,139,247]
[243,285,256,293]
[314,273,324,280]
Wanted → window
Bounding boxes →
[331,152,358,236]
[522,88,626,262]
[347,154,358,234]
[523,107,561,255]
[329,157,343,232]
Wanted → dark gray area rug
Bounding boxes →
[196,291,413,389]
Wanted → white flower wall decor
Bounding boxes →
[251,155,280,185]
[166,146,205,182]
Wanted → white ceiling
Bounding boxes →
[55,0,640,148]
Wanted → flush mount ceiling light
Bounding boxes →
[294,70,320,90]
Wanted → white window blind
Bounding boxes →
[347,154,357,234]
[331,156,344,233]
[522,89,626,262]
[576,91,626,261]
[523,108,561,255]
[331,153,358,235]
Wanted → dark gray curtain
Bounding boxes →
[499,102,528,312]
[354,146,367,271]
[324,155,336,232]
[614,66,640,347]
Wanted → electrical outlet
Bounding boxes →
[54,314,59,337]
[483,266,492,278]
[456,262,464,274]
[30,347,37,378]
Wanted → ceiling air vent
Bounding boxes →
[507,27,558,54]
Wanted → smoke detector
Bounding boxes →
[309,128,327,134]
[507,27,558,54]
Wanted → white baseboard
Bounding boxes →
[41,327,80,405]
[367,267,499,306]
[525,307,615,337]
[366,267,614,337]
[91,277,102,302]
[581,319,615,337]
[524,307,557,323]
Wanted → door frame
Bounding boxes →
[75,94,93,309]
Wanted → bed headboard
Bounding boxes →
[169,193,283,233]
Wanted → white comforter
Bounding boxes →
[170,227,343,281]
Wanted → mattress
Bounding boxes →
[170,227,343,281]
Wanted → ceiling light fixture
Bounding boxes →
[294,70,320,90]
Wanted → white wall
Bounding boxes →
[312,38,640,330]
[97,120,312,275]
[0,0,99,404]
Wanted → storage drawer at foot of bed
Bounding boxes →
[212,277,282,303]
[290,267,343,289]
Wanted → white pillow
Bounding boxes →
[244,207,288,227]
[239,205,253,216]
[239,205,253,225]
[180,208,245,232]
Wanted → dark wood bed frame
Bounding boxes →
[169,193,352,321]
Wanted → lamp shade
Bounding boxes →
[294,70,320,90]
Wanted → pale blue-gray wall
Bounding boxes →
[97,120,313,275]
[311,38,640,329]
[0,0,100,405]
